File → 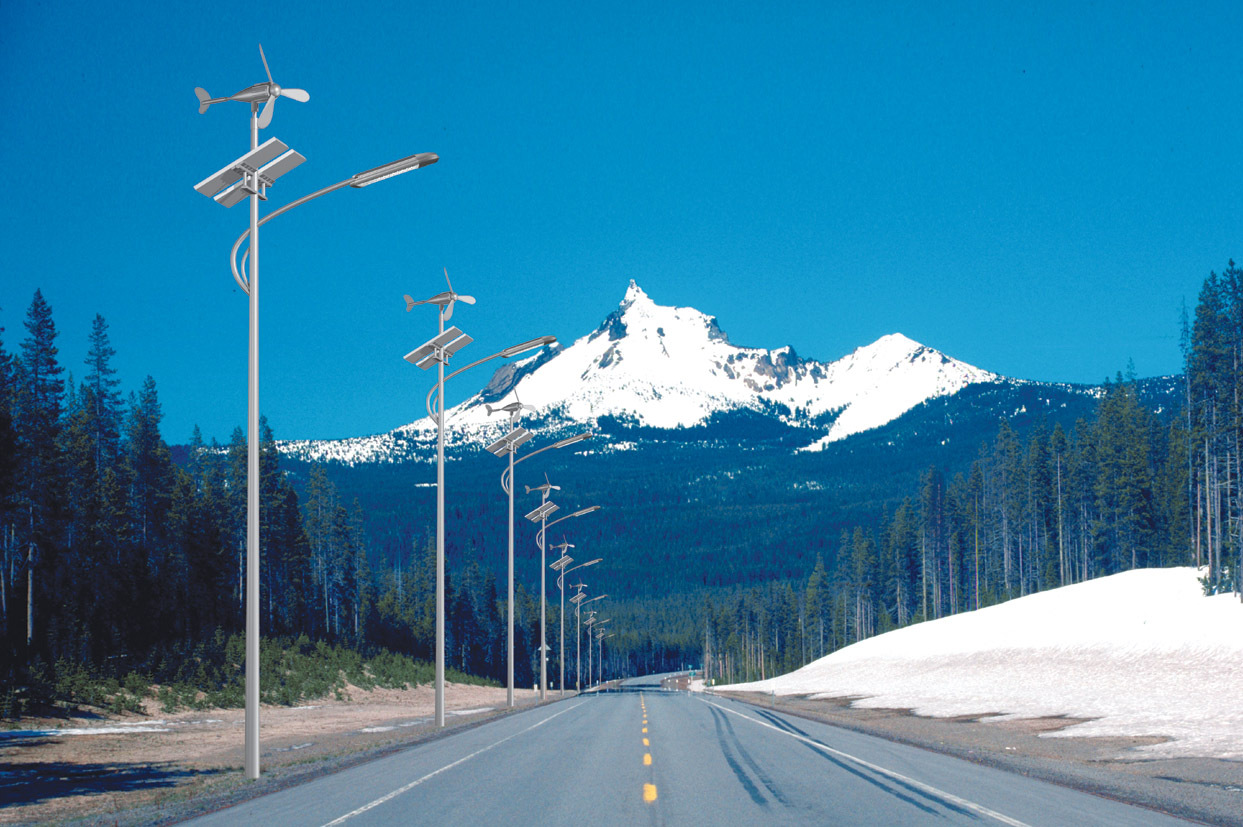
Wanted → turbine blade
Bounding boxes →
[443,267,454,295]
[444,299,455,321]
[458,295,476,305]
[259,43,273,84]
[281,87,310,102]
[258,96,275,129]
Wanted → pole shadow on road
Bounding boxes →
[0,759,222,808]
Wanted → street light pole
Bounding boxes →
[410,317,556,726]
[530,503,600,698]
[596,629,613,688]
[539,489,548,699]
[196,79,436,777]
[244,103,261,779]
[586,613,594,687]
[435,310,446,727]
[570,586,585,692]
[507,439,515,705]
[496,431,589,705]
[575,592,606,691]
[553,556,600,696]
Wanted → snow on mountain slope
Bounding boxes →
[462,281,996,435]
[721,568,1243,759]
[280,281,998,464]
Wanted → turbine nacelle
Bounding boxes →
[194,45,309,129]
[526,473,561,496]
[486,391,538,419]
[404,268,476,321]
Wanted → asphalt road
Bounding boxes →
[183,691,1196,826]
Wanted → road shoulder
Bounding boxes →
[713,690,1242,827]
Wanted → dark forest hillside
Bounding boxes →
[1,263,1237,702]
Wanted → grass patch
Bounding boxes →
[3,631,499,717]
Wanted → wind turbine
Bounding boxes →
[404,268,476,321]
[486,390,539,419]
[195,44,309,129]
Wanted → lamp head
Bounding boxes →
[553,432,592,449]
[502,335,557,358]
[352,153,439,187]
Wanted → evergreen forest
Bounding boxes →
[2,262,1242,710]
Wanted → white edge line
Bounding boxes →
[702,698,1030,827]
[321,702,586,827]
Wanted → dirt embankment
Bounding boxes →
[1,683,546,826]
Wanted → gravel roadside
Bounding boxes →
[0,683,555,826]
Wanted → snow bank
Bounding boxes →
[723,568,1243,759]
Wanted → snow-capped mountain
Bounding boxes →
[280,281,998,464]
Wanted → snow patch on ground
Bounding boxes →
[722,568,1243,759]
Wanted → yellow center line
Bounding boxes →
[641,695,657,805]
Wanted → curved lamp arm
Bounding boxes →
[427,336,556,420]
[576,594,608,618]
[500,431,592,495]
[231,152,439,294]
[556,557,602,589]
[536,505,600,548]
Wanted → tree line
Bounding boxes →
[0,290,594,705]
[4,260,1240,699]
[694,263,1242,685]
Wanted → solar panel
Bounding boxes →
[404,327,471,369]
[258,150,307,186]
[432,326,466,348]
[524,502,559,522]
[213,179,252,208]
[403,342,438,369]
[485,427,531,456]
[194,137,290,197]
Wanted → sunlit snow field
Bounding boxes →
[721,568,1243,759]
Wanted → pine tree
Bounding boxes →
[15,290,65,651]
[84,315,122,478]
[804,553,828,660]
[0,313,18,650]
[123,376,175,651]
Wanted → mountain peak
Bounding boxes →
[621,279,652,309]
[279,285,1001,462]
[874,332,920,350]
[854,332,926,360]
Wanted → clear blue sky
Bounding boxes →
[2,1,1240,443]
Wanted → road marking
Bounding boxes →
[701,699,1030,827]
[642,727,647,733]
[643,753,652,766]
[643,737,649,746]
[643,783,658,802]
[320,702,586,826]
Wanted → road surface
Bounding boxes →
[184,691,1195,826]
